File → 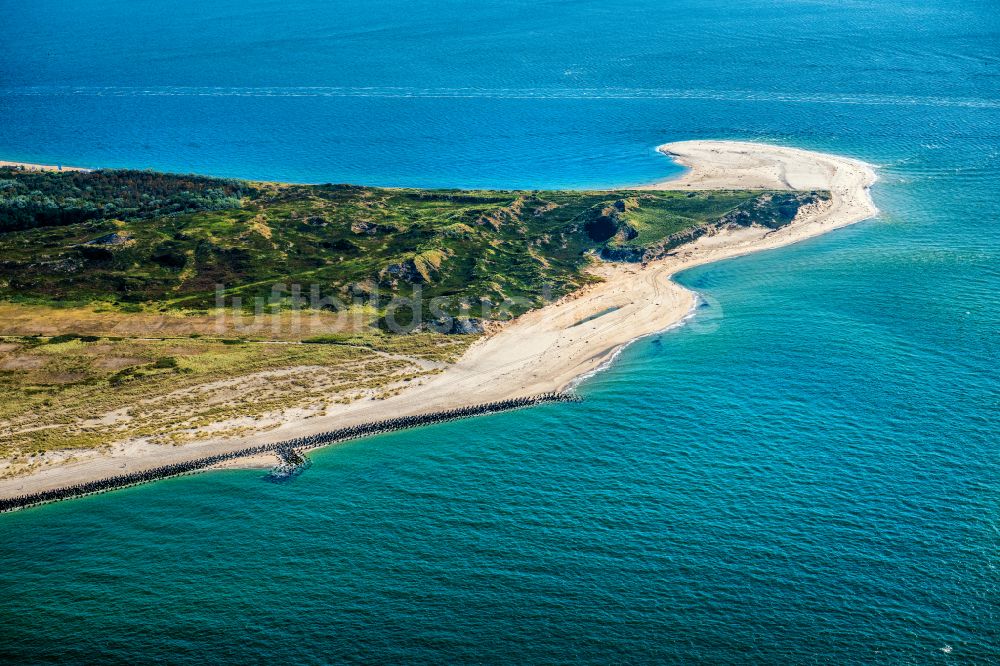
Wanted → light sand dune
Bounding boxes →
[0,141,876,498]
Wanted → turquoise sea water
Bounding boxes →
[2,0,999,662]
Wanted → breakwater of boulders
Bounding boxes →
[0,392,580,513]
[265,446,311,482]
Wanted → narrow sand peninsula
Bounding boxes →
[0,160,90,172]
[0,141,876,498]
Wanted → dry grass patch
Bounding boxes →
[0,302,377,340]
[0,329,474,463]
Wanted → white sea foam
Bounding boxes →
[4,85,1000,109]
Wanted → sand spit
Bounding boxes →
[0,141,876,499]
[0,160,91,172]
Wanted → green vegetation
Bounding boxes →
[0,166,828,464]
[0,169,252,231]
[597,190,828,262]
[0,167,827,320]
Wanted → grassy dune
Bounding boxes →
[0,167,827,467]
[0,331,471,472]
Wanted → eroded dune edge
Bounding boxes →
[0,141,877,501]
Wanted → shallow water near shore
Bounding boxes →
[2,0,999,662]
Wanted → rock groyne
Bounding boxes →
[1,392,580,513]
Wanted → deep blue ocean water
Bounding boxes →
[1,0,998,662]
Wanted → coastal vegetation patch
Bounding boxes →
[0,332,470,472]
[0,168,826,317]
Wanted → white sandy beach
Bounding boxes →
[0,160,90,172]
[0,141,876,498]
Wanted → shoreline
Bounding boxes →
[0,140,877,501]
[1,393,577,512]
[0,160,91,172]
